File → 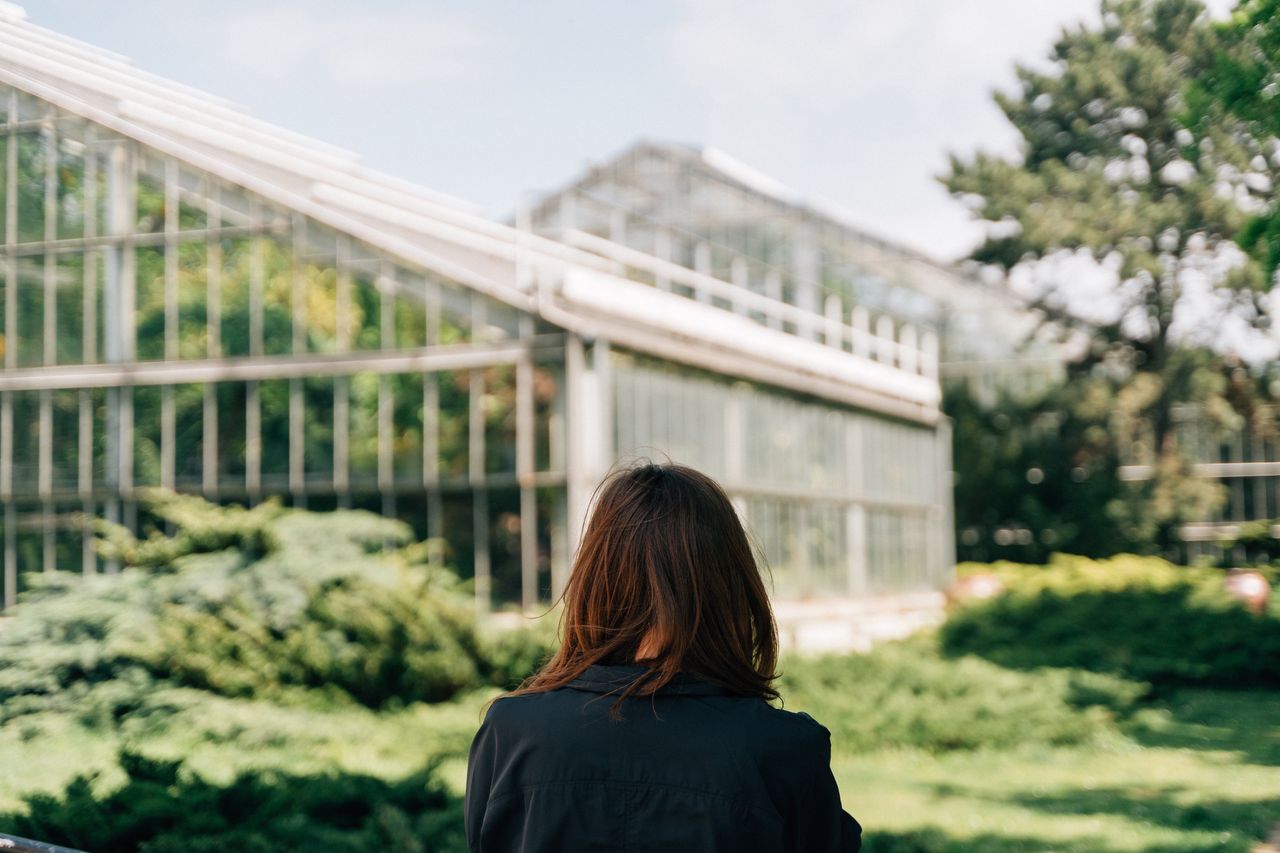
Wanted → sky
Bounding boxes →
[21,0,1238,263]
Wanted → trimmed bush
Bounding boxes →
[940,554,1280,688]
[778,637,1147,752]
[0,493,555,722]
[3,749,466,853]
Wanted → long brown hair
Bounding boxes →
[499,461,780,718]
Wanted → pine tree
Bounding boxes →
[942,0,1280,555]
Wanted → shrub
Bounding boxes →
[777,637,1147,752]
[0,493,554,721]
[941,554,1280,688]
[3,749,466,853]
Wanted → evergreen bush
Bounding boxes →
[940,554,1280,688]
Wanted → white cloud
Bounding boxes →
[209,3,497,88]
[660,0,1242,262]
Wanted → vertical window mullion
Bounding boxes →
[202,384,217,496]
[289,378,303,495]
[337,235,351,352]
[334,375,349,500]
[160,384,175,489]
[249,200,263,357]
[246,380,260,498]
[164,157,178,361]
[291,213,305,354]
[37,389,51,499]
[77,389,91,497]
[423,373,439,501]
[83,126,97,364]
[43,123,55,367]
[207,186,221,359]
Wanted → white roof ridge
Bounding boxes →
[0,13,534,246]
[659,142,970,276]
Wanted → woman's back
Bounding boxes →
[465,663,861,852]
[464,462,862,851]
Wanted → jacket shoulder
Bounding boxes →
[751,701,832,743]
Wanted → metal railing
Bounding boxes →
[559,228,940,380]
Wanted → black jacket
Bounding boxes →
[464,664,861,852]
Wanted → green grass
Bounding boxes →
[832,690,1280,852]
[2,678,1275,851]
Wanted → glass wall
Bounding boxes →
[529,142,1042,366]
[611,350,949,596]
[0,85,566,610]
[0,86,951,610]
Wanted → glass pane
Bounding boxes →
[437,280,473,344]
[391,373,423,485]
[16,255,43,367]
[0,136,8,240]
[132,385,161,487]
[55,253,84,364]
[11,392,38,495]
[260,378,289,487]
[302,221,338,354]
[392,268,426,350]
[177,169,207,231]
[135,246,165,361]
[488,486,522,607]
[533,364,560,472]
[15,132,46,243]
[484,364,517,475]
[56,131,86,240]
[0,261,7,365]
[350,254,381,351]
[174,383,203,489]
[436,370,469,480]
[220,236,251,357]
[256,237,290,356]
[216,382,247,486]
[136,152,165,233]
[177,241,207,359]
[349,372,378,487]
[51,389,79,493]
[303,376,334,484]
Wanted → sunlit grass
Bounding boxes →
[2,673,1275,851]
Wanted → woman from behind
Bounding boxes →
[465,461,862,852]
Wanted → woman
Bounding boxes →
[465,462,862,852]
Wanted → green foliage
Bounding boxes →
[942,554,1280,687]
[1192,0,1280,280]
[947,380,1132,561]
[942,0,1280,556]
[3,749,466,853]
[0,493,553,722]
[473,616,560,692]
[779,637,1148,752]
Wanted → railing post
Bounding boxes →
[874,315,896,364]
[921,330,939,379]
[898,324,918,374]
[851,306,871,358]
[824,294,844,348]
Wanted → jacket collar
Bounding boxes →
[566,664,731,696]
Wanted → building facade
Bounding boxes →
[0,7,953,612]
[525,140,1064,402]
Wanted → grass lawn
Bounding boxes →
[835,690,1280,852]
[3,685,1276,851]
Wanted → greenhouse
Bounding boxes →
[0,6,952,612]
[529,140,1064,403]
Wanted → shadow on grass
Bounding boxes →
[862,827,1256,853]
[1123,689,1280,767]
[1004,785,1280,839]
[915,779,1278,853]
[0,750,466,853]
